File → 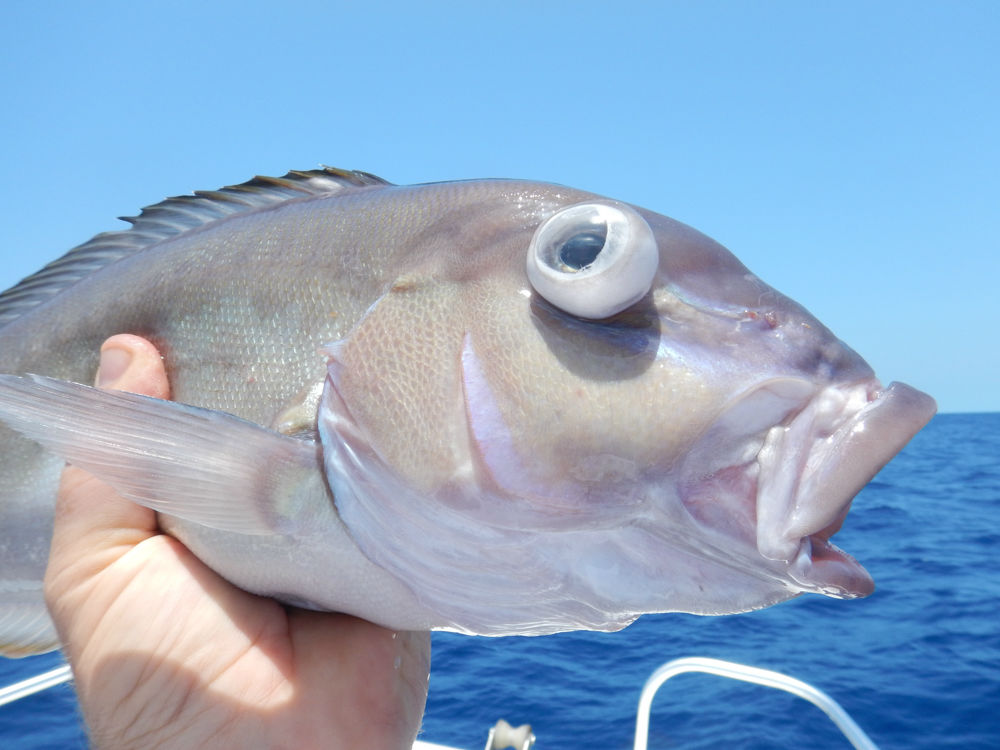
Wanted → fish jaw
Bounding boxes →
[761,380,936,595]
[679,378,937,600]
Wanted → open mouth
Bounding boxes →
[757,379,937,597]
[679,378,936,599]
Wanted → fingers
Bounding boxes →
[44,335,171,617]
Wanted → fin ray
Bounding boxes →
[0,167,392,326]
[0,375,326,536]
[0,585,59,657]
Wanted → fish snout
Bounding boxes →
[738,295,875,385]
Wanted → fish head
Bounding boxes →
[319,182,936,634]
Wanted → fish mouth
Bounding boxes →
[680,378,936,599]
[757,379,936,597]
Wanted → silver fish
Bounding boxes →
[0,168,935,655]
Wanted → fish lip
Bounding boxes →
[677,377,935,599]
[756,379,936,596]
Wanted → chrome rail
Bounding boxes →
[1,655,880,750]
[633,656,879,750]
[0,664,73,707]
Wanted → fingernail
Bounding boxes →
[96,347,132,387]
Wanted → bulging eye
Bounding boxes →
[526,201,658,319]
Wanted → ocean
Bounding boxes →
[1,413,997,748]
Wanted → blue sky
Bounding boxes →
[1,2,996,412]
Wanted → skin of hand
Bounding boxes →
[43,334,430,749]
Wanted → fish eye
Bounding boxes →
[526,201,659,319]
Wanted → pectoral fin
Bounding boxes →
[0,592,59,657]
[0,375,326,536]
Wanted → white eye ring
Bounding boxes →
[526,201,659,319]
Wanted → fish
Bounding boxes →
[0,167,936,655]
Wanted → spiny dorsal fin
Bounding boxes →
[0,167,392,327]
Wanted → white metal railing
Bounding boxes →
[633,657,879,750]
[1,656,880,750]
[0,664,73,707]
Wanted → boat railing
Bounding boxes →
[0,664,72,707]
[1,656,879,749]
[632,656,880,750]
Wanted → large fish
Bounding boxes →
[0,168,935,655]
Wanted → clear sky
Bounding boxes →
[1,2,996,412]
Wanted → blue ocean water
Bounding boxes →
[1,413,997,748]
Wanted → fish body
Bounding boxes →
[0,168,935,654]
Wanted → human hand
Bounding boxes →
[43,334,430,749]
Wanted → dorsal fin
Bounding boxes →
[0,167,392,327]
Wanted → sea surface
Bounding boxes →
[1,413,997,748]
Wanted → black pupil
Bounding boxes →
[558,228,606,271]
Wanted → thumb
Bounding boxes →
[44,335,171,607]
[94,334,171,400]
